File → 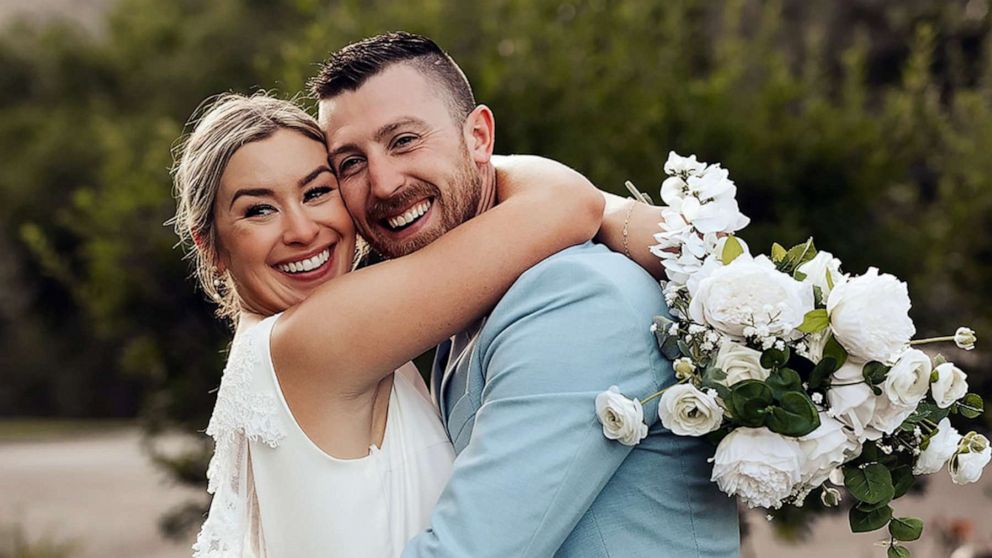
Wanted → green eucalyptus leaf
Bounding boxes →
[887,545,911,558]
[798,309,830,334]
[958,393,985,420]
[760,347,790,369]
[809,357,837,390]
[660,335,682,360]
[823,335,848,368]
[844,463,894,505]
[862,361,890,386]
[891,466,915,499]
[765,392,820,436]
[729,380,774,427]
[721,235,745,265]
[889,517,923,541]
[813,285,824,308]
[849,503,893,533]
[766,368,803,398]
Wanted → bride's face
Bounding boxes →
[212,129,356,316]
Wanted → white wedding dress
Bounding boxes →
[193,314,455,558]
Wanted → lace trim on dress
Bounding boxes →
[193,324,285,558]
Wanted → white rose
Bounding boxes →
[867,395,916,438]
[688,255,814,338]
[950,433,992,485]
[711,427,804,509]
[883,349,932,407]
[658,384,723,436]
[796,251,844,296]
[931,362,968,409]
[913,418,961,475]
[664,151,706,177]
[798,413,862,487]
[595,386,648,446]
[826,360,877,441]
[826,267,915,363]
[714,340,771,386]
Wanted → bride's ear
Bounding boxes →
[462,105,495,165]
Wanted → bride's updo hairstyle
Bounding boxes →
[171,92,325,323]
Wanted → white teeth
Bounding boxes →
[277,249,330,274]
[387,200,431,229]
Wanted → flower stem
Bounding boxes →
[639,379,688,405]
[910,336,955,345]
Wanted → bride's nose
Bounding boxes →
[282,206,320,245]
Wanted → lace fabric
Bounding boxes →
[193,325,285,557]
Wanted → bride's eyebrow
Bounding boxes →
[299,165,333,186]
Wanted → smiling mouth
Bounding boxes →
[383,198,432,232]
[276,248,330,274]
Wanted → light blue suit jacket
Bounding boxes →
[403,242,740,557]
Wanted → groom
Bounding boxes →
[311,32,739,557]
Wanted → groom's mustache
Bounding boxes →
[366,181,442,222]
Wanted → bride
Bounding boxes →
[172,92,662,557]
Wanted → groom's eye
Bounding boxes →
[337,156,364,176]
[392,134,417,149]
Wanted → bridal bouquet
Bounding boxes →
[595,152,986,557]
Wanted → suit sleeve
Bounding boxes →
[402,255,669,557]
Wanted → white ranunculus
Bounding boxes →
[950,433,991,485]
[913,418,961,475]
[955,327,977,351]
[664,151,706,177]
[595,386,648,446]
[796,251,845,297]
[931,362,968,409]
[867,396,916,438]
[688,255,815,338]
[826,267,916,363]
[714,340,771,386]
[883,349,932,407]
[798,413,862,487]
[711,427,804,509]
[658,384,723,436]
[826,360,877,441]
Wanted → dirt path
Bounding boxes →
[2,428,990,557]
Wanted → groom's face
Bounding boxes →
[318,63,483,259]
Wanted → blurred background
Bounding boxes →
[0,0,990,556]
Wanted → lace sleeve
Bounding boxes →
[193,318,286,557]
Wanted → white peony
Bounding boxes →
[658,384,724,436]
[713,340,771,386]
[826,360,877,441]
[826,267,916,363]
[798,413,862,487]
[595,386,648,446]
[883,349,932,407]
[688,254,814,339]
[711,427,804,509]
[913,418,961,475]
[796,251,845,297]
[950,433,991,485]
[664,151,706,177]
[931,362,968,409]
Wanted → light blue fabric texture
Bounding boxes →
[403,242,740,557]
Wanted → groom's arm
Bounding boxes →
[403,250,669,558]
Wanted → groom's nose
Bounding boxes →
[367,153,405,202]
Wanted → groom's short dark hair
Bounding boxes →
[309,31,476,122]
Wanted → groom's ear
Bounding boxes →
[462,105,495,165]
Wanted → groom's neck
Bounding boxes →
[473,163,498,217]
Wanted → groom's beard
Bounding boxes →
[362,155,483,259]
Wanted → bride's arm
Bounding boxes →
[595,192,667,280]
[272,155,603,395]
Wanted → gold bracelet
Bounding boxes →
[622,200,636,258]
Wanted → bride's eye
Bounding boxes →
[304,186,332,203]
[244,204,275,218]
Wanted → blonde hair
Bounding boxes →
[170,92,328,323]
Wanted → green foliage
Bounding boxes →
[1,0,991,542]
